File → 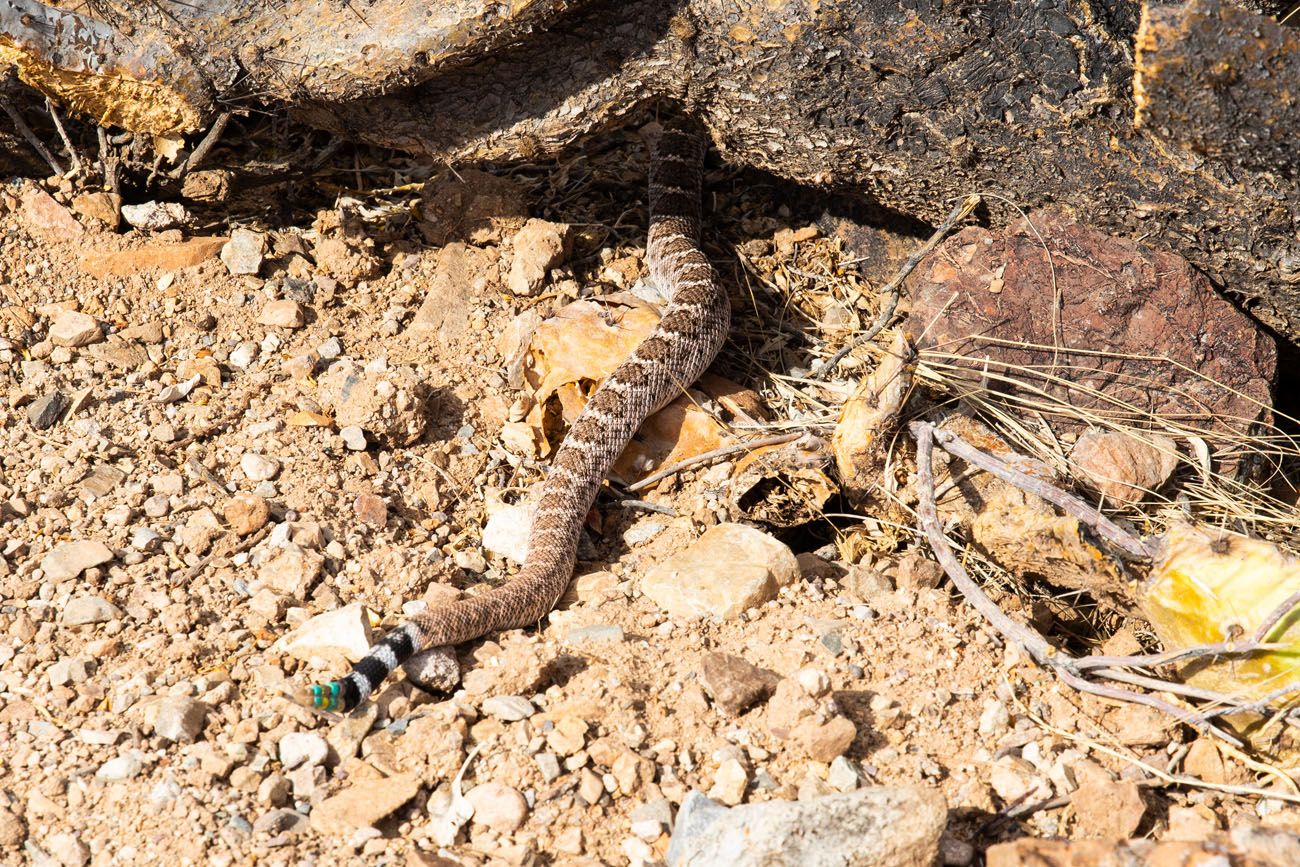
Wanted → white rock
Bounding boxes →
[642,523,800,621]
[240,453,281,481]
[482,695,535,722]
[339,425,368,451]
[465,782,529,834]
[121,201,189,231]
[482,502,535,564]
[41,540,114,581]
[96,754,143,781]
[272,602,373,662]
[279,732,329,770]
[62,595,121,626]
[229,341,258,369]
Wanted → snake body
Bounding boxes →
[302,122,729,712]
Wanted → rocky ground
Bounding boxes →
[2,125,1299,867]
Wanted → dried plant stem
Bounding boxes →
[814,194,980,380]
[927,424,1155,560]
[169,111,232,180]
[44,98,81,175]
[1,97,63,176]
[623,431,804,493]
[910,420,1244,748]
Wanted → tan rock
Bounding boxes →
[224,493,270,536]
[641,523,799,621]
[309,773,421,835]
[49,310,102,348]
[1071,429,1178,505]
[19,186,83,239]
[258,299,306,328]
[507,218,571,295]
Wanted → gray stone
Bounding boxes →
[339,425,368,451]
[401,645,461,693]
[279,732,328,770]
[566,623,625,644]
[96,754,142,781]
[41,540,114,581]
[153,696,207,742]
[667,787,947,867]
[27,392,68,430]
[631,798,674,841]
[535,752,561,783]
[62,595,121,626]
[221,228,266,275]
[482,695,535,722]
[253,808,308,835]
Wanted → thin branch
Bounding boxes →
[169,110,232,180]
[910,420,1244,748]
[1,98,63,176]
[623,431,805,493]
[813,194,980,380]
[927,424,1154,560]
[44,98,82,175]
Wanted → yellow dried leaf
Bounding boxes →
[287,410,333,427]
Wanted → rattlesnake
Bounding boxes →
[299,121,729,712]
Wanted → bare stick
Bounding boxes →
[44,98,81,175]
[623,431,805,493]
[927,424,1154,560]
[169,111,232,180]
[1,98,63,176]
[813,194,980,380]
[910,420,1243,747]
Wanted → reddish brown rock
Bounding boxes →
[79,236,228,277]
[1070,428,1178,505]
[904,213,1275,447]
[19,186,83,240]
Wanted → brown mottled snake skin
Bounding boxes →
[300,122,729,712]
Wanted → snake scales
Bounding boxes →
[300,122,729,712]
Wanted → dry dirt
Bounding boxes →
[0,126,1296,866]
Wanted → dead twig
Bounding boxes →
[623,431,805,493]
[1,96,64,176]
[909,420,1245,748]
[813,194,980,379]
[44,98,82,175]
[926,424,1154,560]
[169,111,232,180]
